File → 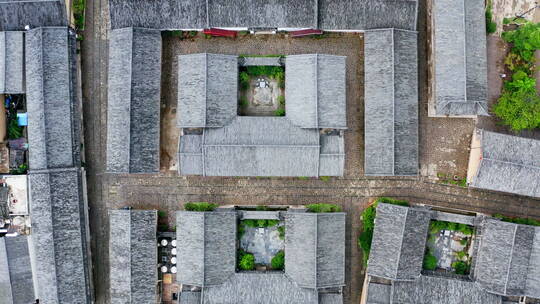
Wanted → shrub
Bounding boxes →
[242,219,280,228]
[73,0,85,30]
[239,72,250,90]
[376,197,409,206]
[274,108,285,116]
[460,238,468,245]
[246,66,284,78]
[452,261,470,275]
[319,176,331,182]
[277,95,285,106]
[277,226,285,240]
[271,251,285,270]
[239,96,249,108]
[8,119,23,139]
[239,252,255,270]
[358,230,373,265]
[238,223,246,238]
[158,210,167,218]
[485,5,496,34]
[457,223,473,235]
[501,22,540,62]
[184,202,218,212]
[256,205,268,211]
[266,219,279,227]
[456,250,468,260]
[493,90,540,131]
[493,213,540,226]
[306,203,342,213]
[430,221,448,234]
[423,251,438,270]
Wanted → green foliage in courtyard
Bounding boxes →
[245,66,284,79]
[429,220,473,235]
[423,250,438,270]
[452,261,470,275]
[238,250,255,270]
[494,22,540,131]
[73,0,86,30]
[306,203,342,213]
[242,219,279,228]
[485,4,497,34]
[277,226,285,240]
[271,250,285,270]
[184,202,218,211]
[274,108,285,116]
[239,72,250,90]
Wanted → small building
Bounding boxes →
[26,26,81,171]
[467,129,540,198]
[109,209,158,303]
[28,168,93,303]
[177,53,346,177]
[176,207,346,303]
[428,0,488,117]
[0,31,24,94]
[106,27,162,174]
[364,28,418,176]
[363,203,540,303]
[0,235,36,304]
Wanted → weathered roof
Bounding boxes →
[471,130,540,198]
[285,54,346,129]
[106,27,162,173]
[177,53,238,128]
[108,0,418,31]
[319,293,343,304]
[176,211,236,287]
[28,168,92,304]
[431,0,488,116]
[366,282,391,304]
[0,0,66,31]
[202,272,319,304]
[179,117,345,177]
[179,291,201,304]
[0,236,35,304]
[364,29,418,176]
[26,27,81,170]
[207,0,317,29]
[475,218,540,298]
[392,275,502,304]
[285,212,346,289]
[109,210,158,304]
[367,203,431,280]
[318,0,418,31]
[0,31,24,93]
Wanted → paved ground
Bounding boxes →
[81,0,540,303]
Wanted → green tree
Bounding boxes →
[423,251,438,270]
[271,251,285,270]
[239,253,255,270]
[493,90,540,131]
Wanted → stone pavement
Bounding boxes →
[80,0,540,303]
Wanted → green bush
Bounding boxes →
[277,226,285,240]
[376,197,409,206]
[319,176,331,182]
[460,238,468,245]
[277,95,285,106]
[239,72,250,90]
[456,251,468,259]
[184,202,218,212]
[8,119,23,139]
[239,252,255,270]
[241,219,279,228]
[493,90,540,131]
[485,6,496,34]
[274,108,285,116]
[158,210,167,218]
[246,66,284,78]
[306,203,342,213]
[271,251,285,270]
[452,261,470,275]
[238,223,246,238]
[358,230,373,265]
[73,0,85,30]
[239,96,249,108]
[502,22,540,61]
[423,251,438,270]
[493,213,540,226]
[430,220,474,235]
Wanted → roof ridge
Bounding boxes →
[503,224,518,295]
[395,207,408,279]
[482,157,540,171]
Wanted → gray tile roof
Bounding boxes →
[26,27,81,170]
[367,203,431,280]
[0,31,24,94]
[202,272,319,304]
[108,0,418,31]
[475,218,540,298]
[109,210,158,304]
[285,54,346,129]
[392,275,502,304]
[319,0,418,31]
[0,0,66,31]
[366,282,391,304]
[179,117,344,177]
[28,168,92,304]
[471,130,540,198]
[177,53,238,128]
[364,29,418,176]
[319,293,343,304]
[0,236,36,304]
[431,0,488,116]
[176,211,236,287]
[179,291,201,304]
[285,212,346,289]
[106,27,162,173]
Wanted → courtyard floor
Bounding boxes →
[81,0,540,303]
[240,225,284,265]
